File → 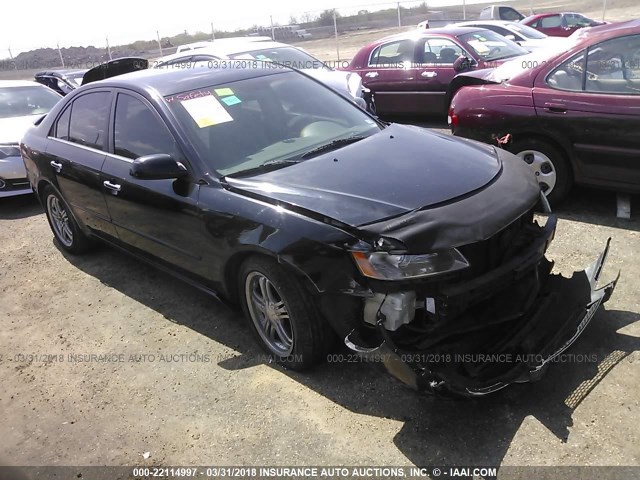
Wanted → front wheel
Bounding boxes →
[239,257,334,370]
[42,186,92,254]
[510,139,572,206]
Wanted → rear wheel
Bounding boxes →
[42,186,92,254]
[510,138,572,206]
[239,256,334,370]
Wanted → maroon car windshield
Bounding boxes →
[459,30,529,61]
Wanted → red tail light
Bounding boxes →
[448,106,459,127]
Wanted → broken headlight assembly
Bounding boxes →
[351,248,470,280]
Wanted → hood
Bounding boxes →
[82,57,149,85]
[302,69,362,99]
[0,115,39,144]
[224,123,501,228]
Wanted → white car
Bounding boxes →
[0,81,61,197]
[155,38,365,107]
[453,20,569,52]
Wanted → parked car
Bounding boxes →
[345,27,529,116]
[522,12,605,37]
[453,20,568,52]
[154,39,365,108]
[21,65,616,397]
[449,20,640,204]
[34,58,148,96]
[479,5,525,21]
[0,81,61,198]
[34,69,87,96]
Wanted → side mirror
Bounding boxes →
[130,154,189,180]
[453,56,474,73]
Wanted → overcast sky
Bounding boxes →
[3,0,501,55]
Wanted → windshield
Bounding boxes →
[489,44,572,82]
[509,23,547,40]
[228,47,327,70]
[165,71,380,176]
[459,30,529,61]
[0,86,60,118]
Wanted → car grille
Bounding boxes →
[0,177,30,192]
[457,208,537,277]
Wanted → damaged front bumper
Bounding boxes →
[345,225,618,397]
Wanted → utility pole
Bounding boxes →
[602,0,607,21]
[7,46,17,69]
[211,22,215,41]
[57,42,65,68]
[530,0,534,15]
[333,8,340,61]
[397,2,401,27]
[462,0,466,20]
[270,15,275,40]
[106,36,112,61]
[156,31,164,57]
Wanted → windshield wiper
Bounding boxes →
[300,135,368,159]
[225,158,303,178]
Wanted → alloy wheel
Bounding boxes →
[47,194,74,247]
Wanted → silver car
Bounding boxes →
[0,81,61,197]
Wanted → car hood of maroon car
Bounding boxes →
[223,123,502,228]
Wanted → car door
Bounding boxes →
[44,90,117,236]
[356,38,421,115]
[534,36,640,189]
[100,91,210,278]
[414,37,469,114]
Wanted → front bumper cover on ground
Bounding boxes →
[345,240,618,397]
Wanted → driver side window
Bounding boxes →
[547,52,586,92]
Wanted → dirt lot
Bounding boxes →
[0,115,639,473]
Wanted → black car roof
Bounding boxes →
[84,65,290,97]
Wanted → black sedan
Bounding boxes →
[21,65,617,397]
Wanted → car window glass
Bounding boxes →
[369,39,415,66]
[0,85,60,119]
[113,93,182,160]
[511,23,547,40]
[422,38,464,64]
[585,35,640,95]
[68,91,110,150]
[500,8,522,21]
[540,15,562,28]
[459,30,528,61]
[54,105,71,140]
[547,51,586,91]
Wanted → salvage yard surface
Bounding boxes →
[1,118,639,468]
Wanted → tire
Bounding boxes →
[42,185,92,254]
[509,138,572,206]
[239,256,334,370]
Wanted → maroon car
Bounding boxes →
[344,27,528,116]
[449,20,640,204]
[522,12,605,37]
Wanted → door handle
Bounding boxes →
[50,161,62,173]
[544,102,567,113]
[421,71,438,78]
[365,72,379,78]
[103,180,122,195]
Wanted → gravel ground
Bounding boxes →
[0,120,639,474]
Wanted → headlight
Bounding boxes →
[352,248,470,280]
[0,144,21,159]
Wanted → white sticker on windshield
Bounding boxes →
[181,95,233,128]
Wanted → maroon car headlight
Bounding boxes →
[351,249,470,280]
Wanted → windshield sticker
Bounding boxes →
[221,95,242,106]
[214,87,234,96]
[468,40,489,54]
[256,54,269,60]
[181,95,233,128]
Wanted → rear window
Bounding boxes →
[228,47,323,70]
[459,30,528,62]
[0,86,60,118]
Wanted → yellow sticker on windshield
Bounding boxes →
[181,95,233,128]
[214,88,234,96]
